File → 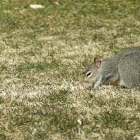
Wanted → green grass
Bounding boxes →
[0,0,140,139]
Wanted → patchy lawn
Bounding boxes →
[0,0,140,139]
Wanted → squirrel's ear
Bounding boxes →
[94,57,101,68]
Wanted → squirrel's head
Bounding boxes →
[82,57,101,88]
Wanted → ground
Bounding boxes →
[0,0,140,139]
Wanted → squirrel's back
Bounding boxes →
[118,49,140,88]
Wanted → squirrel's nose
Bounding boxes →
[82,81,93,89]
[82,82,86,88]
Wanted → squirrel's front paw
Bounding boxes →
[94,81,100,89]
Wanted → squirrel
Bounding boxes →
[82,47,140,89]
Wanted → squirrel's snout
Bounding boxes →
[82,82,86,88]
[82,81,93,89]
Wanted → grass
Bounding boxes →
[0,0,140,139]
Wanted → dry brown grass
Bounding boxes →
[0,0,140,139]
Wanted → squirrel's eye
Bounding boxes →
[86,71,91,77]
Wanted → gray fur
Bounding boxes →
[83,47,140,89]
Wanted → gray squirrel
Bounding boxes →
[82,47,140,89]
